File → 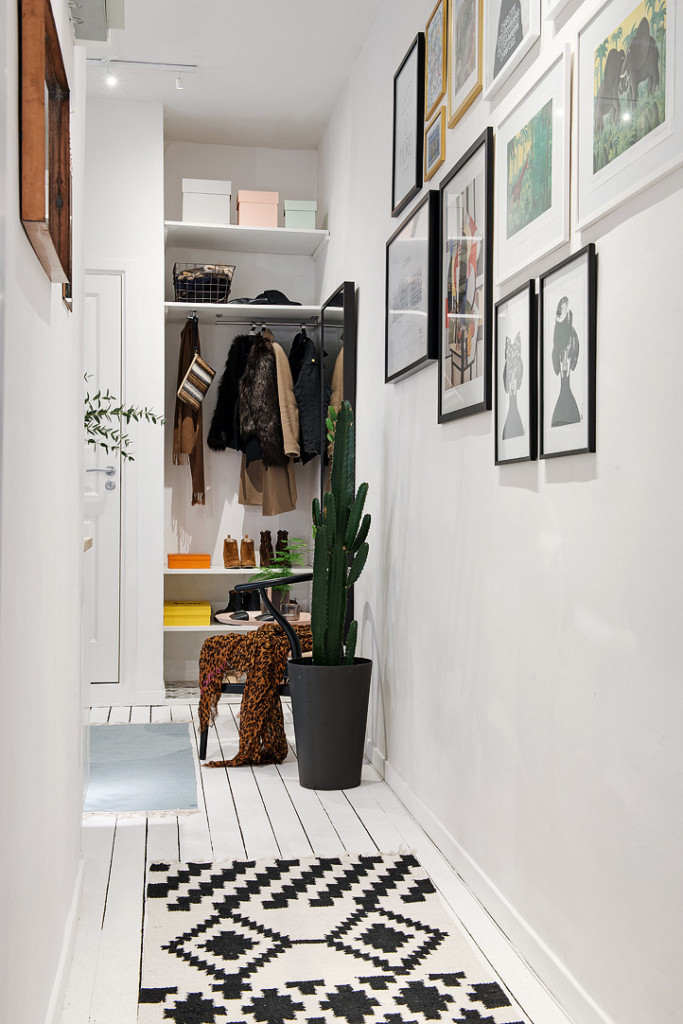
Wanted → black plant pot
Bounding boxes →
[288,657,372,790]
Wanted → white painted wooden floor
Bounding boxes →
[60,699,572,1024]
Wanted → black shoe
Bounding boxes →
[242,589,261,612]
[229,610,250,621]
[256,612,274,621]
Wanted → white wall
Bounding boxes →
[318,3,683,1024]
[0,2,86,1021]
[85,100,166,702]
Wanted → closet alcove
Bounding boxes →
[163,192,356,683]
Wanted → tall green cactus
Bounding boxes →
[311,400,370,666]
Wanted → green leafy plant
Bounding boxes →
[249,537,307,594]
[311,400,370,666]
[84,374,164,462]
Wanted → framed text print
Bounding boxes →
[484,0,541,99]
[495,47,571,284]
[495,281,537,464]
[540,244,597,458]
[577,0,680,228]
[448,0,483,128]
[385,191,439,383]
[392,33,425,218]
[438,128,493,423]
[425,0,447,120]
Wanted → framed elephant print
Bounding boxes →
[577,0,681,228]
[495,281,537,464]
[495,47,570,283]
[539,244,597,459]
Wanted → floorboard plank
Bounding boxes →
[253,764,313,859]
[177,719,213,861]
[89,707,110,725]
[169,704,193,723]
[277,761,346,857]
[191,708,246,861]
[150,705,172,723]
[130,706,151,724]
[87,821,146,1024]
[314,787,378,855]
[107,706,131,724]
[146,819,180,864]
[342,773,406,852]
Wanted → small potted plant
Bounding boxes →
[287,400,371,790]
[248,537,307,616]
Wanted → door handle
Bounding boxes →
[86,465,116,476]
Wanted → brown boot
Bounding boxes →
[276,529,290,567]
[240,535,256,567]
[259,530,274,567]
[223,535,240,569]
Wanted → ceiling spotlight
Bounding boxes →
[105,63,118,87]
[176,73,183,90]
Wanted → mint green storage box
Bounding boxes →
[284,199,317,230]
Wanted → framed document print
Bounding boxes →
[539,244,597,458]
[385,191,439,383]
[392,33,425,218]
[484,0,541,99]
[438,128,493,423]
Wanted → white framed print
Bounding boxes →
[543,0,578,21]
[484,0,541,99]
[495,47,571,283]
[577,0,680,229]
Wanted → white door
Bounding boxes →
[84,273,123,686]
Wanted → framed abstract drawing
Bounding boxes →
[392,33,425,217]
[494,281,537,464]
[577,0,680,228]
[448,0,483,128]
[539,244,597,459]
[438,127,493,423]
[483,0,541,99]
[495,47,571,283]
[424,107,446,181]
[385,191,440,383]
[425,0,447,120]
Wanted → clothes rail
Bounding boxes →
[213,317,320,328]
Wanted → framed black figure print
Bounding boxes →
[540,244,597,458]
[438,128,493,423]
[495,281,537,464]
[392,34,425,217]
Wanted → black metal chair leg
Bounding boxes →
[199,727,208,760]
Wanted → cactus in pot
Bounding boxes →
[311,400,370,665]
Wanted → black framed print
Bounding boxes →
[438,127,493,423]
[385,190,439,383]
[495,281,537,464]
[540,244,597,458]
[392,33,425,218]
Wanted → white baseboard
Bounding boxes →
[365,737,386,778]
[384,761,615,1024]
[44,857,85,1024]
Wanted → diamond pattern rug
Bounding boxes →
[138,854,529,1024]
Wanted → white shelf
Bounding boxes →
[164,623,259,633]
[165,220,329,257]
[165,301,321,324]
[164,565,312,575]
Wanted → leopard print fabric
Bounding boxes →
[198,622,313,767]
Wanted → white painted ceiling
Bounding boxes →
[85,0,385,149]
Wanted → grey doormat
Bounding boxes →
[84,723,199,814]
[138,853,528,1023]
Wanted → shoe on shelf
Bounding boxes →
[240,535,256,568]
[259,529,274,567]
[229,610,249,621]
[242,589,261,612]
[223,536,240,569]
[215,590,242,618]
[276,529,290,566]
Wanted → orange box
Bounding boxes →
[237,190,279,228]
[167,553,211,569]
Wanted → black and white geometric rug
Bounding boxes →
[138,854,530,1023]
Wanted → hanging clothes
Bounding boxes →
[238,329,288,467]
[172,317,206,506]
[206,333,253,453]
[289,329,330,463]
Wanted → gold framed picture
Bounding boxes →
[425,107,446,181]
[425,0,447,120]
[447,0,483,128]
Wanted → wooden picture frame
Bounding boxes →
[425,0,448,120]
[495,280,537,464]
[424,107,446,181]
[392,34,425,218]
[448,0,483,128]
[539,244,597,458]
[438,127,493,423]
[385,191,440,383]
[19,0,72,285]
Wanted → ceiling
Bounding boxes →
[85,0,385,149]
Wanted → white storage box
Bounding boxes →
[182,179,232,225]
[284,199,317,230]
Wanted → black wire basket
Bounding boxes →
[173,263,236,303]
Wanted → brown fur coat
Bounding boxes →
[239,333,287,467]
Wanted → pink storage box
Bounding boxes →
[237,190,279,228]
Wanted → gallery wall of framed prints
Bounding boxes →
[385,0,676,461]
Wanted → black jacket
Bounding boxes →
[207,334,253,453]
[289,331,330,464]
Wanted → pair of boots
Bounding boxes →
[223,535,255,569]
[259,529,289,567]
[215,588,267,622]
